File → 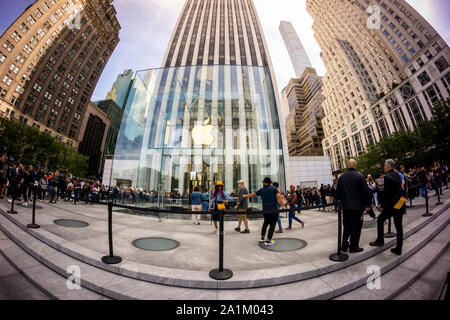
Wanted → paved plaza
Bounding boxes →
[0,189,448,299]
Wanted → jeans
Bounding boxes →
[288,204,303,227]
[74,189,80,203]
[276,214,283,230]
[420,184,428,198]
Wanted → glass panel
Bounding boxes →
[110,65,285,210]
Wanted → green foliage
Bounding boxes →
[356,99,450,176]
[0,117,88,177]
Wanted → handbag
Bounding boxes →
[276,192,288,207]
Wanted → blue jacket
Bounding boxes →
[190,192,202,205]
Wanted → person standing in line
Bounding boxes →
[39,173,48,200]
[325,185,333,212]
[0,155,8,199]
[48,172,59,204]
[73,179,81,205]
[370,159,404,255]
[319,184,327,211]
[234,180,250,234]
[332,182,338,212]
[417,167,428,199]
[7,162,18,203]
[335,159,372,253]
[243,177,280,246]
[433,162,443,196]
[397,166,407,216]
[208,181,235,234]
[285,185,304,230]
[366,176,378,223]
[201,189,210,213]
[190,186,202,225]
[18,164,31,206]
[367,176,378,207]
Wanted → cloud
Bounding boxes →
[93,0,449,101]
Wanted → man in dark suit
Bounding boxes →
[335,159,372,253]
[370,159,404,255]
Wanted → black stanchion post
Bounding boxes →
[384,216,396,238]
[101,201,122,264]
[209,206,233,280]
[329,201,348,262]
[422,184,433,217]
[7,186,17,214]
[27,186,40,229]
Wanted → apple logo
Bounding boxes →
[192,117,215,146]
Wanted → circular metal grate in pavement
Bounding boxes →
[53,219,89,228]
[16,203,43,209]
[259,238,307,252]
[132,237,180,251]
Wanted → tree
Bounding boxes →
[355,99,450,175]
[0,117,89,177]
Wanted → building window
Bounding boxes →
[361,115,369,126]
[27,15,36,25]
[435,56,449,73]
[342,138,352,157]
[352,133,363,155]
[424,85,442,107]
[418,71,431,86]
[364,125,375,145]
[376,118,390,138]
[3,40,14,52]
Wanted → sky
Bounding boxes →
[1,0,450,101]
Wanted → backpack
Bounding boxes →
[276,189,288,208]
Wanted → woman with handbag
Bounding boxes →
[208,181,235,234]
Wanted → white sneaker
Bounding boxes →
[265,240,276,246]
[7,198,12,203]
[213,229,218,234]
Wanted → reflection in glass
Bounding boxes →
[110,65,285,210]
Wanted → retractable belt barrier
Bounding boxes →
[8,182,440,281]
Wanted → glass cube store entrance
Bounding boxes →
[109,65,285,210]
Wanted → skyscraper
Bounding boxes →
[0,0,120,148]
[307,0,450,172]
[78,101,110,177]
[279,21,313,79]
[105,69,134,109]
[284,67,325,156]
[111,0,286,201]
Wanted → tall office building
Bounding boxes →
[307,0,450,173]
[0,0,120,148]
[285,67,325,156]
[279,21,313,78]
[105,69,134,109]
[78,101,110,177]
[111,0,286,200]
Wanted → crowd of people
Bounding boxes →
[1,153,448,251]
